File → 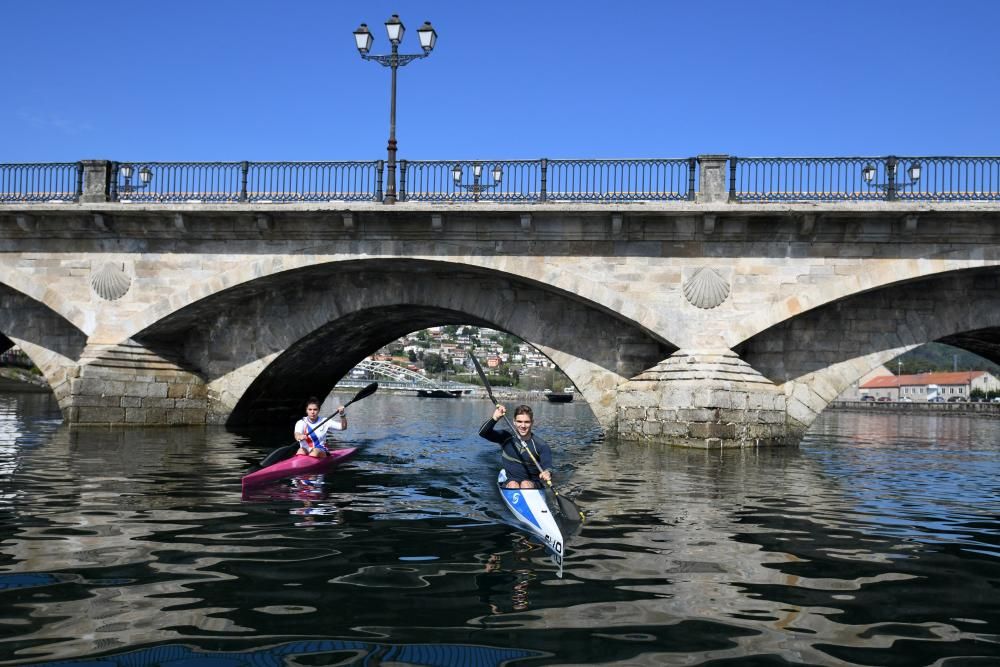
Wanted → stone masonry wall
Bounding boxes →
[66,341,208,425]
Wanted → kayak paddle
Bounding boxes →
[469,352,585,522]
[258,382,379,468]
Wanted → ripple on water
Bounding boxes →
[1,396,999,665]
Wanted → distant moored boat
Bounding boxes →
[416,389,463,398]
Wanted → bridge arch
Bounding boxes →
[0,281,89,404]
[728,248,1000,349]
[738,265,1000,430]
[133,259,675,428]
[116,244,674,350]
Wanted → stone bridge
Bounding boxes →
[1,158,999,447]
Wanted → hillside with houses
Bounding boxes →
[362,325,573,392]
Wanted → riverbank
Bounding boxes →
[0,367,49,393]
[831,400,1000,418]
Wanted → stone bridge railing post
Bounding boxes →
[79,160,112,203]
[696,154,731,203]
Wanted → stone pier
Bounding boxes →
[616,349,792,448]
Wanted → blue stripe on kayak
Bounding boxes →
[501,488,543,531]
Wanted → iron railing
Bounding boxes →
[894,157,1000,201]
[246,161,382,203]
[731,156,1000,202]
[2,156,999,204]
[401,158,693,202]
[113,161,244,203]
[112,161,384,203]
[731,157,883,202]
[401,160,542,202]
[547,158,693,202]
[0,162,82,203]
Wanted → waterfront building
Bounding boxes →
[860,371,1000,402]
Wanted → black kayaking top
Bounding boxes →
[478,417,553,483]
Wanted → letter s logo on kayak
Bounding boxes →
[511,492,521,504]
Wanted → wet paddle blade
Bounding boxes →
[468,353,498,405]
[552,487,585,522]
[344,382,378,409]
[259,444,297,468]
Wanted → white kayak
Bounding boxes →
[497,469,565,571]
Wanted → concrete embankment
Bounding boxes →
[831,400,1000,418]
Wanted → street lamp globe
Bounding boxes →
[908,161,921,182]
[862,163,876,184]
[384,14,404,43]
[353,24,373,54]
[417,22,437,52]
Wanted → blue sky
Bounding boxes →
[4,1,999,163]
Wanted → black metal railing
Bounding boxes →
[111,160,384,203]
[547,158,693,202]
[2,156,999,204]
[0,162,82,203]
[246,161,383,203]
[401,158,692,202]
[731,157,886,202]
[112,161,244,202]
[731,156,1000,202]
[401,160,542,202]
[894,157,1000,201]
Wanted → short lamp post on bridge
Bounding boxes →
[452,163,502,201]
[117,164,153,197]
[353,15,438,205]
[861,157,921,200]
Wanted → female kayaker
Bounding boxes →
[479,404,553,489]
[294,397,347,458]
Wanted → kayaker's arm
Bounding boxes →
[478,417,508,444]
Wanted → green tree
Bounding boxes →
[424,353,446,374]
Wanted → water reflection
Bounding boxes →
[0,393,999,665]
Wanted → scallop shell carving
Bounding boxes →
[683,267,730,309]
[90,262,132,301]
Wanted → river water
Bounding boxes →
[1,391,998,666]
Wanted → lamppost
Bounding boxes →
[118,164,153,197]
[354,15,437,204]
[861,157,921,200]
[452,163,502,201]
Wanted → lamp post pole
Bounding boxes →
[387,37,399,204]
[354,15,437,204]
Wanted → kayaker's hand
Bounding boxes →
[493,405,506,421]
[539,469,552,482]
[336,405,346,415]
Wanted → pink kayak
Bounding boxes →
[241,447,358,492]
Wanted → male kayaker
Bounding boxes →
[294,397,347,458]
[479,404,553,489]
